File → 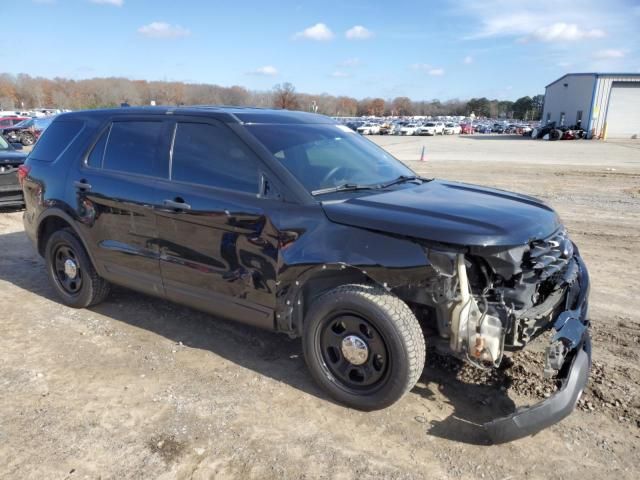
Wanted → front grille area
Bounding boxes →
[524,229,573,281]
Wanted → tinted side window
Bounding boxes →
[86,128,109,168]
[171,122,259,193]
[103,121,164,176]
[29,120,84,162]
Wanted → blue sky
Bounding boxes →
[3,0,639,100]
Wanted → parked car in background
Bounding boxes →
[389,122,406,135]
[400,123,420,136]
[345,121,363,132]
[460,123,474,134]
[2,116,55,145]
[417,122,444,136]
[357,123,381,135]
[0,135,27,207]
[443,122,461,135]
[492,123,506,134]
[475,124,492,134]
[0,116,29,134]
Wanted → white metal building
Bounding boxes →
[542,73,640,139]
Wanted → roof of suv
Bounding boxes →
[57,106,335,125]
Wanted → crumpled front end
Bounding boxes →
[484,254,590,443]
[402,227,591,442]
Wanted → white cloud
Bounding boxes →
[463,55,473,64]
[294,23,334,41]
[248,65,278,76]
[345,25,373,40]
[138,22,191,39]
[90,0,123,5]
[593,49,625,59]
[331,71,351,78]
[528,22,604,42]
[339,57,361,67]
[458,1,612,43]
[410,64,445,76]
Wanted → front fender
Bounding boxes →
[275,221,435,333]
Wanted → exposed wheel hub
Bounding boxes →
[341,335,369,365]
[319,315,388,389]
[53,244,83,295]
[64,259,78,279]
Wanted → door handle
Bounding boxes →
[73,180,92,191]
[163,199,191,211]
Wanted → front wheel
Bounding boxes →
[302,284,426,411]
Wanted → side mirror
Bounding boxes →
[11,143,23,150]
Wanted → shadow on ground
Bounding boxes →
[0,228,518,445]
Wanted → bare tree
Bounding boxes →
[272,82,299,110]
[0,73,543,119]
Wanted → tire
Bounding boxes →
[45,228,110,308]
[21,133,35,146]
[302,284,426,411]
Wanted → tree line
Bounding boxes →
[0,73,543,120]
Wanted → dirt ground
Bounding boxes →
[1,135,639,479]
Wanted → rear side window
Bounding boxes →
[171,122,260,193]
[103,121,164,176]
[29,120,84,162]
[86,128,108,168]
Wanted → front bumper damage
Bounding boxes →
[484,256,591,444]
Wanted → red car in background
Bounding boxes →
[0,116,29,133]
[460,123,474,134]
[1,116,55,146]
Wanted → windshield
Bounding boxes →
[246,123,414,194]
[0,136,9,150]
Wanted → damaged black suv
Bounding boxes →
[21,107,591,443]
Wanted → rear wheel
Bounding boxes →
[303,284,425,410]
[45,228,110,308]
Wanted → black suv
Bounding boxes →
[21,107,591,443]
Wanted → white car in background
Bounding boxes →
[389,123,404,135]
[356,123,381,135]
[400,123,420,136]
[443,122,462,135]
[417,121,444,136]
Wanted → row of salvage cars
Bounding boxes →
[0,135,28,208]
[0,115,56,208]
[349,120,535,137]
[354,121,464,136]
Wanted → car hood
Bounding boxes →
[321,180,561,247]
[0,150,27,163]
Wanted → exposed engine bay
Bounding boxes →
[403,228,582,375]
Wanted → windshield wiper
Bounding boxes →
[311,183,378,196]
[377,175,428,189]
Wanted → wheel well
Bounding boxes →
[37,216,72,257]
[287,267,376,335]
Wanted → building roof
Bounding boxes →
[545,72,640,88]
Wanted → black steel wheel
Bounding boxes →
[303,284,425,411]
[319,314,389,390]
[52,244,83,295]
[45,228,110,308]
